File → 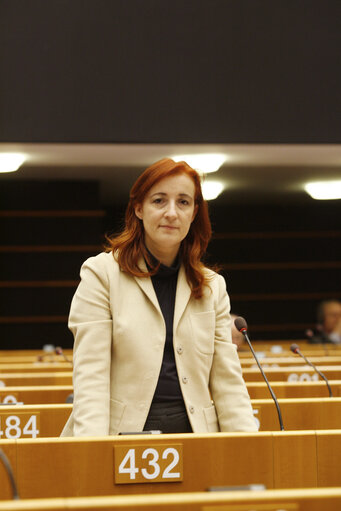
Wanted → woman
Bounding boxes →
[61,158,257,436]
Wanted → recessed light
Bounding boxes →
[202,181,224,200]
[0,153,26,173]
[172,153,227,173]
[304,181,341,200]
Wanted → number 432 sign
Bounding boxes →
[114,444,183,484]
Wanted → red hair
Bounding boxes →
[106,158,214,298]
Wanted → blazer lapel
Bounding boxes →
[133,257,161,313]
[173,265,191,332]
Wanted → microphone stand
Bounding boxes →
[242,330,285,431]
[291,344,333,398]
[0,449,20,500]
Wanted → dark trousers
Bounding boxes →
[143,400,192,433]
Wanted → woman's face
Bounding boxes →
[135,173,197,265]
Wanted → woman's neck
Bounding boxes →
[145,242,179,267]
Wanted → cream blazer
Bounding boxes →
[61,252,257,436]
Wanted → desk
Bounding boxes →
[252,397,341,430]
[1,431,335,499]
[1,399,341,438]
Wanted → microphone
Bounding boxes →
[55,346,73,366]
[290,343,333,397]
[234,317,285,431]
[36,345,72,366]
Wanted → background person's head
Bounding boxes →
[317,300,341,334]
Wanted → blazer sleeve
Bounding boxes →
[209,274,257,432]
[68,254,113,436]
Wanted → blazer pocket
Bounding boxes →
[189,311,215,355]
[203,404,219,433]
[109,398,126,434]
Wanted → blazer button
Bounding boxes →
[177,346,183,354]
[189,406,195,414]
[182,376,188,384]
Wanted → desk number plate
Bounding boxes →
[114,444,183,484]
[0,413,40,439]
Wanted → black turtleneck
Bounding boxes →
[148,253,184,403]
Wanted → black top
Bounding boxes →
[148,253,183,403]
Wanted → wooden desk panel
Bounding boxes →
[0,356,72,364]
[1,381,341,406]
[0,404,71,439]
[0,350,73,358]
[252,398,341,431]
[1,432,340,500]
[272,431,317,488]
[239,349,341,358]
[0,440,16,501]
[0,399,341,439]
[0,363,72,373]
[0,386,73,405]
[316,430,341,487]
[247,381,341,399]
[251,340,341,351]
[240,356,341,367]
[14,433,272,498]
[242,366,341,382]
[0,373,73,387]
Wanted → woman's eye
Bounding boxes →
[153,198,163,204]
[179,199,189,206]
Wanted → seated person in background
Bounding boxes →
[307,299,341,344]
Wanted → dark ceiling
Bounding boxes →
[0,0,340,144]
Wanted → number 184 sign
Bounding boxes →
[114,444,183,484]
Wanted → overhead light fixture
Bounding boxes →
[202,181,224,200]
[0,153,26,173]
[173,153,227,173]
[304,181,341,200]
